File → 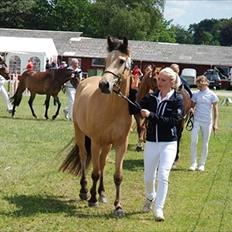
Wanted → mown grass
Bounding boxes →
[0,92,232,232]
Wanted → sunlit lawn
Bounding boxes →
[0,93,232,232]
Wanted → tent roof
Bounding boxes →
[0,36,58,57]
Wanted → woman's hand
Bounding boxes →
[141,109,150,118]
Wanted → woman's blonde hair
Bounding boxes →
[196,75,209,86]
[159,67,181,89]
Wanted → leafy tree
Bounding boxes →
[220,20,232,46]
[0,0,35,28]
[172,25,193,44]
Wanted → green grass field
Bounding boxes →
[0,92,232,232]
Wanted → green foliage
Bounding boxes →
[0,94,232,231]
[0,0,231,45]
[220,21,232,46]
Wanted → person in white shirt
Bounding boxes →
[63,58,82,120]
[0,75,13,113]
[189,75,219,172]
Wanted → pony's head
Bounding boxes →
[99,36,132,94]
[0,62,10,80]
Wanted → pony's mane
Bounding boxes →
[107,36,130,55]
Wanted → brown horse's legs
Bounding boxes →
[88,142,101,207]
[52,95,61,120]
[113,140,128,217]
[134,114,146,151]
[98,145,111,203]
[174,119,184,163]
[44,95,51,119]
[28,93,37,118]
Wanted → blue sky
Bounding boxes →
[164,0,232,28]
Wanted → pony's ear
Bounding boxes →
[107,36,114,52]
[122,37,128,49]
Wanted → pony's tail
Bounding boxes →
[10,79,26,106]
[59,136,91,176]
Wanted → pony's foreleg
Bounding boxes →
[28,93,37,118]
[88,141,101,207]
[44,95,50,119]
[52,95,61,120]
[134,114,145,151]
[113,140,128,217]
[98,144,112,204]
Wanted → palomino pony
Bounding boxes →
[134,67,192,164]
[59,36,132,217]
[10,68,76,119]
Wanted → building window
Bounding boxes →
[91,58,105,67]
[9,55,21,74]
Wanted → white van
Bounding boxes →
[180,68,197,87]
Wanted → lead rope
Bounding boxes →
[113,89,141,110]
[186,112,194,131]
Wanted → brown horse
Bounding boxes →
[0,61,10,80]
[10,68,76,119]
[59,36,132,217]
[134,67,192,164]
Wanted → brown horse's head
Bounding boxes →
[99,36,131,94]
[0,62,10,80]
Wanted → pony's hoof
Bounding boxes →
[88,201,99,207]
[79,192,88,201]
[99,195,108,204]
[114,207,124,218]
[136,145,143,152]
[52,115,56,120]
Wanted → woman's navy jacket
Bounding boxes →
[139,91,184,142]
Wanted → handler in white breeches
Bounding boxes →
[189,75,219,172]
[63,58,82,120]
[137,67,184,222]
[0,75,13,113]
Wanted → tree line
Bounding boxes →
[0,0,231,46]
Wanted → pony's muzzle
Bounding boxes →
[99,81,111,94]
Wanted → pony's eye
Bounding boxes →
[119,59,125,65]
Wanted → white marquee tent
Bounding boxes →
[0,36,58,72]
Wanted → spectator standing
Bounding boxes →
[63,58,82,120]
[0,74,13,113]
[26,59,33,71]
[170,63,192,97]
[189,75,219,172]
[45,59,51,70]
[138,67,184,221]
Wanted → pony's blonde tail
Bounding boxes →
[59,136,91,176]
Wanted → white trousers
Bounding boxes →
[144,141,177,212]
[65,86,76,120]
[191,120,212,166]
[0,85,12,111]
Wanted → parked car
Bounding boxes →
[204,69,230,90]
[180,68,197,87]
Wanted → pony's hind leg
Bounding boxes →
[98,144,112,204]
[44,94,51,119]
[28,93,37,118]
[88,141,101,207]
[52,95,61,120]
[74,124,91,201]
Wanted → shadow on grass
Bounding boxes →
[123,159,144,171]
[1,194,143,219]
[0,115,66,122]
[1,194,78,217]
